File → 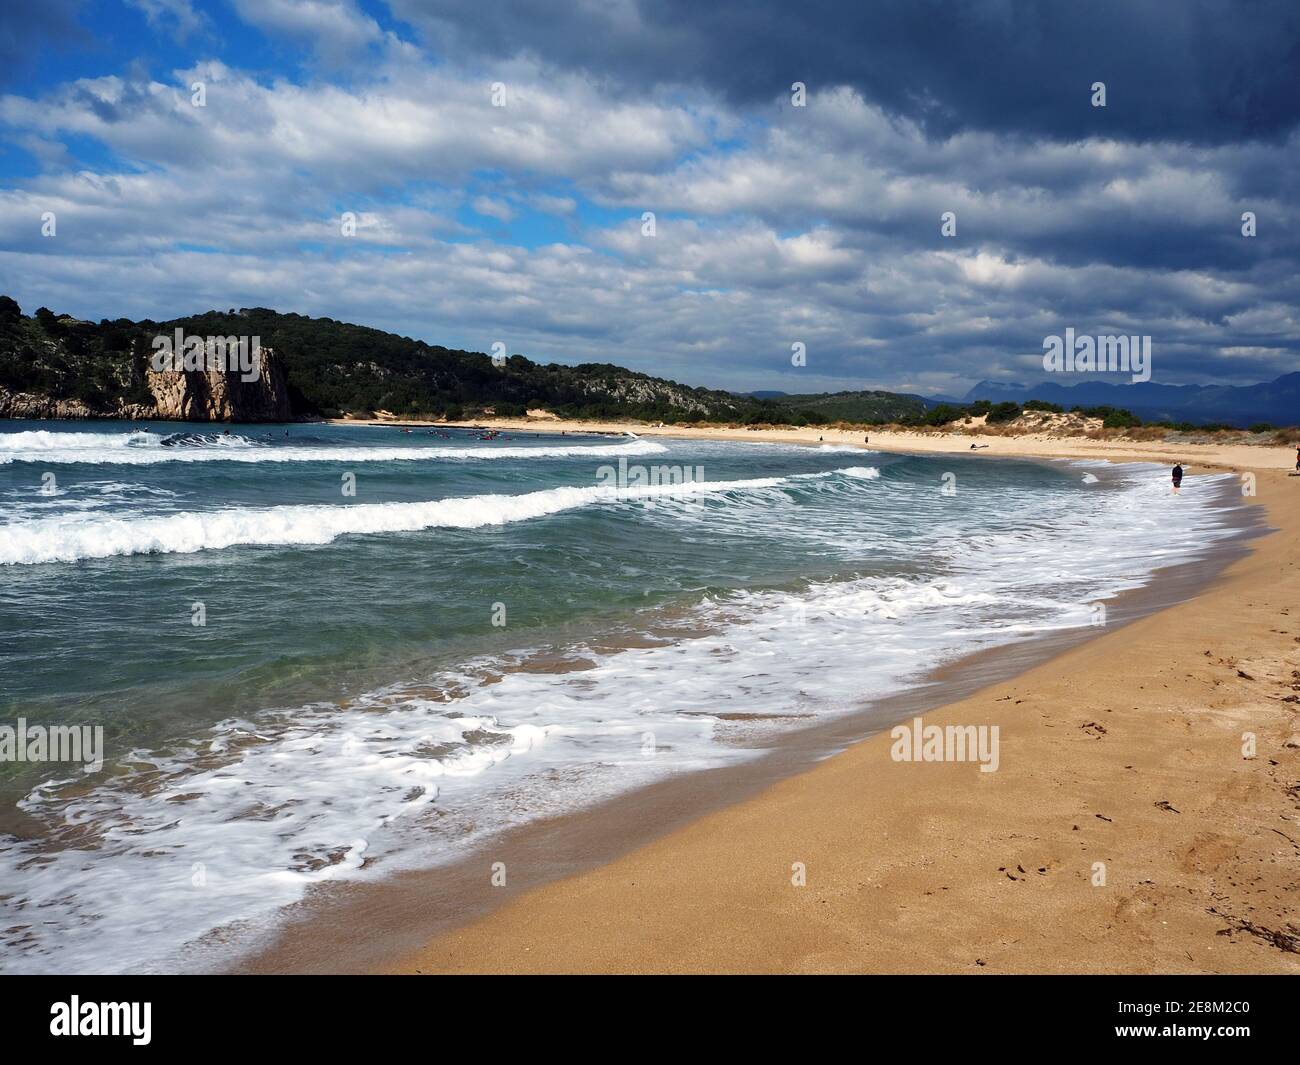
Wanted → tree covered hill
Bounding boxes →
[11,298,1247,432]
[763,389,928,424]
[0,298,818,423]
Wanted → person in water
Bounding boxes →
[1172,463,1185,493]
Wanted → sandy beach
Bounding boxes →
[361,422,1300,974]
[336,414,1293,474]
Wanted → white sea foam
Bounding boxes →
[0,465,1244,974]
[0,458,1246,974]
[0,431,667,466]
[0,481,179,524]
[4,575,997,976]
[0,472,811,565]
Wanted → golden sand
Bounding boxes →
[380,425,1299,974]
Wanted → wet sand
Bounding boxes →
[240,433,1298,974]
[381,463,1297,973]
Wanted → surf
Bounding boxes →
[0,430,669,465]
[0,471,855,565]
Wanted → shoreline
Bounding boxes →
[327,414,1295,474]
[381,464,1298,974]
[237,437,1297,975]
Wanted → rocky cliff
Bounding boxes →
[0,390,96,420]
[0,297,294,422]
[145,347,292,421]
[0,351,291,423]
[0,298,837,425]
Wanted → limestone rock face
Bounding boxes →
[2,348,292,423]
[145,346,292,422]
[0,390,97,419]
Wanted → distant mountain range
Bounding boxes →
[962,375,1300,427]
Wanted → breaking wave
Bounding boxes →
[0,430,667,466]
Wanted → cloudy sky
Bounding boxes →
[1,0,1297,396]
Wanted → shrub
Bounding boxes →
[925,403,966,426]
[1102,410,1142,429]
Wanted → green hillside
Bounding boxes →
[0,297,932,425]
[767,389,929,423]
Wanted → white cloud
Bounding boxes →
[471,196,515,222]
[529,193,577,216]
[126,0,207,40]
[1,56,1296,392]
[230,0,381,58]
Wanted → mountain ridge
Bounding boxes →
[0,296,1292,427]
[0,299,926,426]
[963,375,1300,427]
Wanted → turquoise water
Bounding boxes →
[0,419,1245,972]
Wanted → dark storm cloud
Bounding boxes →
[2,2,1296,394]
[390,0,1300,144]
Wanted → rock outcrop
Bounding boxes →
[2,299,810,424]
[145,346,292,421]
[0,390,97,420]
[1,351,291,423]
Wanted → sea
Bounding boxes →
[0,419,1248,972]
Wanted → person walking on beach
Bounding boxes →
[1172,463,1185,494]
[1295,444,1299,472]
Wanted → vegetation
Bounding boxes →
[888,398,1024,428]
[761,389,928,425]
[0,297,155,410]
[1101,409,1142,429]
[0,300,780,422]
[1,299,1292,440]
